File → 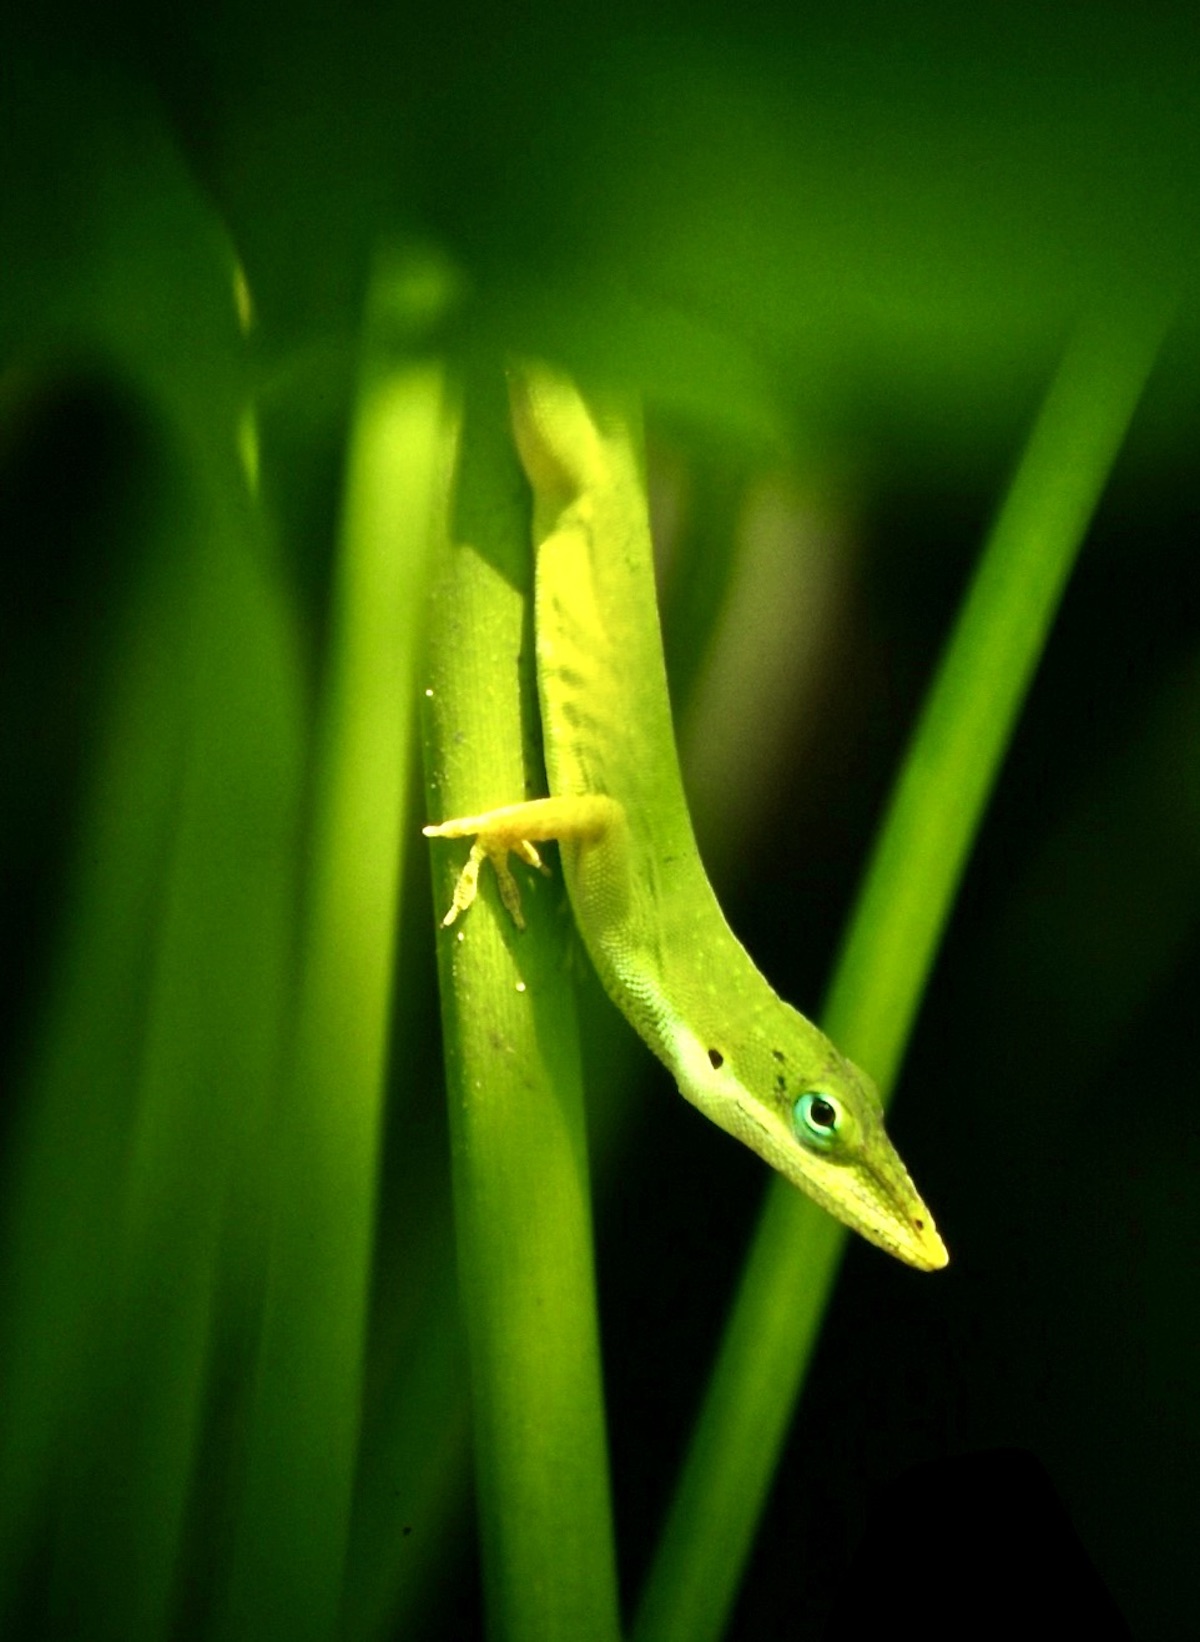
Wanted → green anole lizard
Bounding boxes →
[425,363,947,1271]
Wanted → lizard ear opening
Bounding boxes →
[707,1048,724,1069]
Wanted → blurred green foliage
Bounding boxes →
[1,5,1197,1640]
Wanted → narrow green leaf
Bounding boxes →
[214,254,455,1642]
[633,296,1174,1642]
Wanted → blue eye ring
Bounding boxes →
[793,1091,842,1149]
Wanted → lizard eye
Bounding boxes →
[793,1091,842,1150]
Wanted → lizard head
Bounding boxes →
[674,1008,948,1271]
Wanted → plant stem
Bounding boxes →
[422,369,622,1642]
